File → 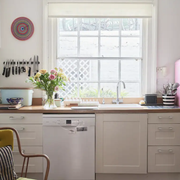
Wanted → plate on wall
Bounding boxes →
[11,17,34,41]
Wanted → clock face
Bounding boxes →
[11,17,34,41]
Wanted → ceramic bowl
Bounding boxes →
[6,98,23,105]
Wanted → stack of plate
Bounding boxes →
[162,95,175,106]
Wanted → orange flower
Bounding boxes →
[39,69,47,74]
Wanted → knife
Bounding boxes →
[33,55,36,76]
[36,55,39,73]
[5,60,9,77]
[15,61,18,74]
[18,60,21,75]
[2,61,6,76]
[12,60,15,75]
[28,58,32,77]
[8,60,11,77]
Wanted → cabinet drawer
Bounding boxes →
[148,113,180,124]
[148,146,180,173]
[13,146,43,173]
[148,124,180,145]
[0,113,42,124]
[0,124,42,146]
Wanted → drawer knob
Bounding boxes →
[158,149,173,153]
[17,127,25,131]
[9,116,25,120]
[158,116,173,119]
[158,127,173,131]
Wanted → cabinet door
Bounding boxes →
[148,124,180,145]
[13,146,43,173]
[96,113,147,174]
[148,113,180,124]
[0,113,42,124]
[0,124,42,146]
[148,146,180,173]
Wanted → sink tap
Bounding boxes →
[112,81,126,104]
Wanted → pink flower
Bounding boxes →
[54,72,58,76]
[49,74,55,80]
[50,69,57,74]
[54,86,59,91]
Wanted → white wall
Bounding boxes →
[157,0,180,93]
[0,0,180,97]
[0,0,43,97]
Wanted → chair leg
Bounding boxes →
[21,157,26,177]
[25,157,29,177]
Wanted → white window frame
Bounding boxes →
[43,0,158,97]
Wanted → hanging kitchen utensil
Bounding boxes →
[8,59,11,77]
[5,60,9,78]
[36,55,39,73]
[18,60,21,75]
[15,61,18,75]
[21,59,26,73]
[33,55,36,76]
[2,62,6,76]
[23,59,26,72]
[12,60,15,75]
[28,58,32,77]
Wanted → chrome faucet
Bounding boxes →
[112,81,126,104]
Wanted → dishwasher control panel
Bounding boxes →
[43,114,95,127]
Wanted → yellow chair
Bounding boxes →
[0,127,50,180]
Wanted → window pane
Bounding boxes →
[121,18,141,36]
[80,37,98,57]
[100,60,119,81]
[58,18,78,35]
[100,18,119,36]
[100,83,116,98]
[58,37,77,57]
[100,37,119,57]
[79,83,98,98]
[121,60,141,81]
[61,83,78,98]
[79,60,98,81]
[121,37,140,57]
[80,18,99,35]
[121,83,140,97]
[57,59,78,81]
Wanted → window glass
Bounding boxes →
[56,18,142,97]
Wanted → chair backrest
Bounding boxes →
[0,127,50,180]
[0,129,14,150]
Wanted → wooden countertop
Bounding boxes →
[0,105,180,113]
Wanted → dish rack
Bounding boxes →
[64,98,99,107]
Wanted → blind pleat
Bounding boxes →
[48,3,153,18]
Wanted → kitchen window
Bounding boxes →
[46,2,156,98]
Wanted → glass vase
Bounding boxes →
[43,91,57,109]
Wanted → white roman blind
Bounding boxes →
[48,2,153,18]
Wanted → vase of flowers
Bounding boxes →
[27,68,68,109]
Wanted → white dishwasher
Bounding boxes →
[43,114,95,180]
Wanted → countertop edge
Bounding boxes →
[0,106,180,113]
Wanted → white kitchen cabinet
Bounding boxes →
[148,124,180,145]
[148,113,180,173]
[0,113,43,173]
[148,146,180,173]
[96,113,147,174]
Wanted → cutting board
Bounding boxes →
[0,104,22,110]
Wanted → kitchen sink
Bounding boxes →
[99,104,144,109]
[70,104,145,110]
